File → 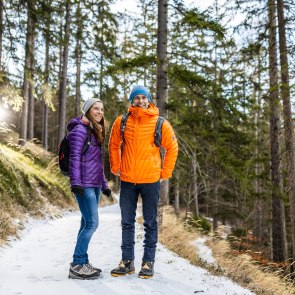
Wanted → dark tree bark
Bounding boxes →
[212,175,219,232]
[0,0,3,70]
[175,171,180,216]
[58,0,71,145]
[192,154,199,217]
[156,0,168,117]
[19,3,36,145]
[253,65,263,242]
[157,0,169,213]
[27,26,35,140]
[268,0,287,262]
[42,7,51,151]
[75,0,82,117]
[277,0,295,262]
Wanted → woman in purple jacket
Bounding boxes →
[67,98,111,280]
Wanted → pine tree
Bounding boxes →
[277,0,295,263]
[57,0,71,144]
[19,1,36,145]
[267,0,287,262]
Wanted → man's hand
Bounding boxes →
[102,188,112,198]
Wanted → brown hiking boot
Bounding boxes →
[111,260,135,277]
[138,261,154,279]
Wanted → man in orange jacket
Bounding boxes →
[109,85,178,279]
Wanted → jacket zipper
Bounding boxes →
[134,112,139,184]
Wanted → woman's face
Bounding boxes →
[89,101,104,123]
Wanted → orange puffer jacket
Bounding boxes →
[109,103,178,184]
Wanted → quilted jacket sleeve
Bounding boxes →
[102,171,109,190]
[67,125,87,187]
[108,116,123,176]
[160,120,178,180]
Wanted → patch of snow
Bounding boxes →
[192,237,216,265]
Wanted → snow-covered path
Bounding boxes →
[0,204,254,295]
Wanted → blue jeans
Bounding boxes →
[73,187,100,265]
[120,181,160,262]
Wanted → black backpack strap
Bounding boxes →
[120,112,131,142]
[82,126,91,155]
[154,116,165,147]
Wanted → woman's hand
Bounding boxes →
[71,186,84,196]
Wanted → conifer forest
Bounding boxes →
[1,0,295,275]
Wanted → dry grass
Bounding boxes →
[159,206,222,273]
[159,206,295,295]
[210,239,295,295]
[0,210,18,246]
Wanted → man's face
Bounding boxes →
[132,95,149,109]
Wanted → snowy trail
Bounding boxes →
[0,204,254,295]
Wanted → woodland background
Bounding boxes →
[1,0,295,274]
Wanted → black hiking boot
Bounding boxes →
[68,263,100,280]
[138,261,154,279]
[110,260,135,277]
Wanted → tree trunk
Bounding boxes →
[156,0,168,117]
[58,0,71,145]
[175,171,180,217]
[253,54,263,241]
[157,0,169,214]
[42,103,48,150]
[212,175,218,233]
[27,77,34,140]
[19,6,35,145]
[75,1,82,117]
[192,154,199,217]
[42,10,50,151]
[27,25,35,140]
[212,0,221,233]
[268,0,287,262]
[277,0,295,262]
[99,54,103,100]
[0,0,3,70]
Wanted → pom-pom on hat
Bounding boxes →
[81,98,103,115]
[129,85,151,103]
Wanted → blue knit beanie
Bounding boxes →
[129,85,151,103]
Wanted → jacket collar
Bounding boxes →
[128,103,159,118]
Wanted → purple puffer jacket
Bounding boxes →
[67,116,108,189]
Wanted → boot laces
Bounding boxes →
[142,262,152,269]
[81,264,92,273]
[86,263,95,270]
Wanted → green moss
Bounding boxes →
[0,143,75,243]
[0,157,20,195]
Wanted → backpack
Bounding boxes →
[120,113,165,147]
[58,127,91,176]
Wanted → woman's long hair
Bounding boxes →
[85,103,107,144]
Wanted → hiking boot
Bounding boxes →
[68,263,100,280]
[85,263,102,273]
[138,261,154,279]
[110,260,135,277]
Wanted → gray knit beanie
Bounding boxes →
[81,98,103,114]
